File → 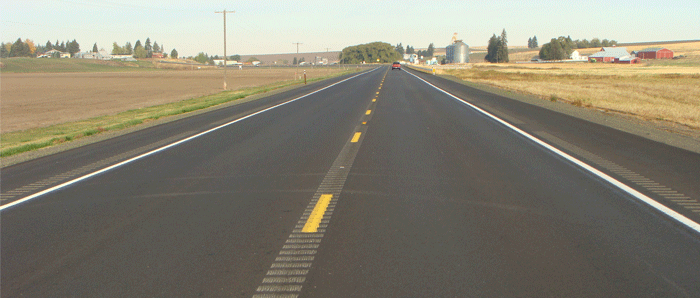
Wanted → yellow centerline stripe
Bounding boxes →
[351,132,362,143]
[301,194,333,233]
[366,110,372,115]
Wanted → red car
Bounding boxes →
[391,62,401,70]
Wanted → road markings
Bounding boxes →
[301,194,332,233]
[366,110,372,115]
[372,98,376,102]
[351,132,362,143]
[0,67,381,212]
[253,69,379,297]
[405,68,700,234]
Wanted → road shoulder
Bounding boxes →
[408,66,700,154]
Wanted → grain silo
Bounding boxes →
[446,40,470,63]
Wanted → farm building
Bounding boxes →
[637,48,673,59]
[615,57,641,64]
[588,47,630,62]
[446,40,470,63]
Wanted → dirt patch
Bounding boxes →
[0,67,341,133]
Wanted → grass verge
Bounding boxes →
[1,69,361,158]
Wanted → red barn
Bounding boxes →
[637,48,673,59]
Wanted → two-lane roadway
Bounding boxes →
[2,66,699,297]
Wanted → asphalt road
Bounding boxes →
[2,66,699,297]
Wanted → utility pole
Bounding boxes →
[215,9,235,90]
[293,42,303,54]
[325,48,330,52]
[293,42,302,79]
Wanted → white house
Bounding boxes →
[570,50,588,61]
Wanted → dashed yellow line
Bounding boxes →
[351,132,362,143]
[366,110,372,115]
[372,98,376,102]
[301,194,333,233]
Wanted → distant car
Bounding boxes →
[391,62,401,70]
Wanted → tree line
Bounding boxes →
[1,38,80,58]
[539,36,618,60]
[394,43,435,58]
[111,38,168,58]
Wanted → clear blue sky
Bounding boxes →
[2,0,698,57]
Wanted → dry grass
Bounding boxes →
[438,61,700,130]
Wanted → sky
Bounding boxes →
[2,0,699,57]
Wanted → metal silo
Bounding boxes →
[446,41,470,63]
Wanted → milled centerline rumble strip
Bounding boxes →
[404,68,700,234]
[252,68,385,298]
[0,67,380,212]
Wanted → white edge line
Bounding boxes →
[405,69,700,234]
[0,67,381,212]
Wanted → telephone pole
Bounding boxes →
[215,9,235,90]
[293,42,303,54]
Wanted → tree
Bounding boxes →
[246,57,259,62]
[67,39,80,57]
[193,52,208,63]
[124,42,133,55]
[395,43,404,56]
[539,38,567,60]
[590,38,601,48]
[229,54,241,61]
[339,42,402,64]
[92,43,98,53]
[25,39,36,55]
[144,38,152,58]
[293,57,298,65]
[45,40,53,50]
[485,34,499,62]
[134,40,142,51]
[153,41,160,53]
[133,44,147,58]
[112,42,124,55]
[427,43,435,57]
[0,43,9,58]
[528,37,532,48]
[533,36,538,48]
[498,29,509,63]
[10,38,31,57]
[405,45,414,54]
[170,48,178,59]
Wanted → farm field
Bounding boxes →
[432,41,700,131]
[1,67,347,133]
